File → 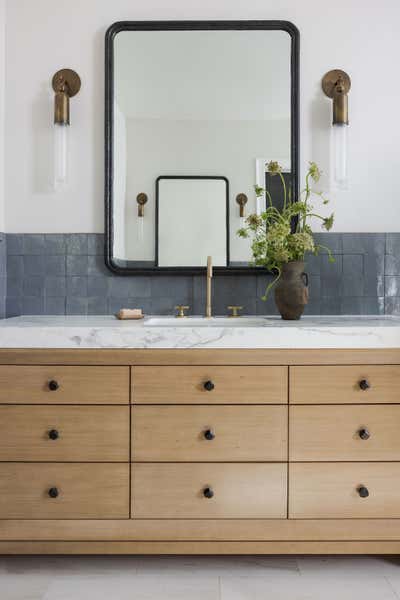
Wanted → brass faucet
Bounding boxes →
[175,305,189,318]
[206,255,212,318]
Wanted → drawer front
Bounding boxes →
[289,463,400,518]
[0,406,129,462]
[290,365,400,404]
[132,463,287,518]
[0,463,129,518]
[290,405,400,461]
[132,366,287,404]
[0,366,129,404]
[132,405,287,461]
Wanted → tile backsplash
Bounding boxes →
[2,232,400,318]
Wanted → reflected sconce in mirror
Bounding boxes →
[322,69,351,190]
[52,69,81,189]
[236,193,248,218]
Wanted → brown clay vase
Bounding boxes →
[274,261,309,320]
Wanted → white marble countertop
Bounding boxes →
[0,315,399,349]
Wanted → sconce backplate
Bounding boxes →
[322,69,351,98]
[52,69,81,97]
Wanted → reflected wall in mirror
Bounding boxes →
[156,177,228,267]
[105,21,299,274]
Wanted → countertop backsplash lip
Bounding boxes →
[2,232,399,319]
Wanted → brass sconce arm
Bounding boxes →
[322,69,351,125]
[136,193,148,217]
[236,193,248,217]
[52,69,81,125]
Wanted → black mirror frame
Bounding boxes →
[105,20,300,276]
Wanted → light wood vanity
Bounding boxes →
[0,344,400,554]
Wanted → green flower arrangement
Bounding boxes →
[237,161,335,300]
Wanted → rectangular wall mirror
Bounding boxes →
[105,20,299,274]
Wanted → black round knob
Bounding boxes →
[204,429,215,441]
[203,487,214,499]
[203,380,215,392]
[359,379,370,391]
[48,380,59,391]
[48,487,59,499]
[48,429,59,440]
[358,428,370,440]
[357,485,369,498]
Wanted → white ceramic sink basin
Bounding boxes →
[145,316,269,327]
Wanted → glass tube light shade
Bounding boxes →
[53,123,69,189]
[332,122,348,190]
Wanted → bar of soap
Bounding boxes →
[116,308,144,320]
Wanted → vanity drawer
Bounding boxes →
[290,365,400,404]
[0,463,129,519]
[0,366,130,404]
[132,463,287,518]
[132,366,287,404]
[290,405,400,461]
[0,406,129,462]
[132,405,287,461]
[289,463,400,519]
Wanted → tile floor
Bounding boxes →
[2,555,400,599]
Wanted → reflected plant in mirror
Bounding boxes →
[237,161,334,320]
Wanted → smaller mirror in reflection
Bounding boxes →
[156,177,228,267]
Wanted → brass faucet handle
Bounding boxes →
[227,305,243,318]
[175,305,190,318]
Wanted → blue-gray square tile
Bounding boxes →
[256,296,279,316]
[109,276,151,298]
[22,296,44,315]
[314,232,342,254]
[7,255,23,279]
[107,297,131,315]
[44,277,66,297]
[88,255,110,277]
[343,254,363,276]
[385,254,400,276]
[385,276,400,297]
[67,276,88,297]
[151,297,186,316]
[23,277,44,297]
[66,234,88,255]
[303,299,322,315]
[320,297,342,314]
[321,254,342,277]
[44,297,66,315]
[150,276,192,299]
[66,255,88,276]
[342,233,385,255]
[6,234,23,255]
[304,253,322,275]
[66,297,88,315]
[44,255,65,276]
[45,234,66,255]
[342,274,364,297]
[88,234,104,255]
[386,297,400,315]
[23,234,46,255]
[386,233,400,256]
[0,296,5,319]
[23,255,45,276]
[7,277,22,297]
[6,297,22,317]
[88,277,108,297]
[88,297,108,315]
[0,277,6,298]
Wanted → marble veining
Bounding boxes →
[0,315,399,349]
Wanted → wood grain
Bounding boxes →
[290,405,400,461]
[290,365,400,404]
[0,366,129,404]
[290,462,400,519]
[132,405,287,461]
[0,463,129,519]
[0,406,130,462]
[132,366,287,404]
[132,463,287,519]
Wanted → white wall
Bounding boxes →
[4,0,400,233]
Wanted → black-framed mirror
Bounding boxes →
[105,20,299,275]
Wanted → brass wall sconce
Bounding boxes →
[136,193,148,217]
[52,69,81,188]
[236,193,248,218]
[322,69,351,189]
